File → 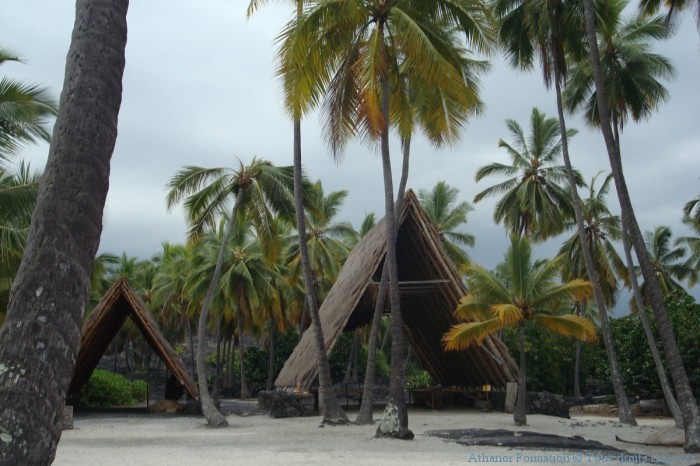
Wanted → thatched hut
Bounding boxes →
[276,190,517,390]
[67,277,197,401]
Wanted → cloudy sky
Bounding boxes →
[3,1,699,307]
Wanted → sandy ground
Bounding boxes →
[54,403,699,465]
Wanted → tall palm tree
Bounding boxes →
[418,181,475,267]
[443,236,597,425]
[165,158,296,426]
[473,108,581,241]
[0,46,57,166]
[494,0,637,425]
[578,0,700,450]
[278,0,494,435]
[0,1,128,462]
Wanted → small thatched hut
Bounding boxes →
[67,277,197,401]
[276,190,518,390]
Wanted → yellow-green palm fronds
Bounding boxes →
[442,318,509,350]
[535,314,598,343]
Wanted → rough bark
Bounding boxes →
[514,323,527,426]
[376,71,411,438]
[552,65,636,425]
[293,119,348,424]
[0,1,128,462]
[355,138,410,425]
[580,0,700,450]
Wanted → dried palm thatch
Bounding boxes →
[276,190,518,389]
[67,277,197,400]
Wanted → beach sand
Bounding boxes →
[53,403,698,465]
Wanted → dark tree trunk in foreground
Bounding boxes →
[0,1,128,462]
[376,72,412,439]
[580,0,700,451]
[552,61,636,425]
[356,137,410,425]
[266,317,276,391]
[293,119,348,423]
[514,323,527,425]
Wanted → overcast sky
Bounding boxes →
[3,2,699,308]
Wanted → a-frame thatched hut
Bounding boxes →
[276,190,518,390]
[67,277,197,400]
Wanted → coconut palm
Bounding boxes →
[676,203,700,286]
[494,0,638,425]
[635,226,691,307]
[165,158,296,426]
[0,46,57,166]
[474,108,581,241]
[443,235,596,425]
[638,0,700,31]
[278,0,493,434]
[577,0,700,450]
[418,181,475,267]
[0,1,128,462]
[286,180,355,296]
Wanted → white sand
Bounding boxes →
[54,405,699,465]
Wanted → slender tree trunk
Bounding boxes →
[267,316,276,391]
[580,0,700,450]
[376,70,412,439]
[213,317,224,398]
[552,58,636,425]
[293,119,348,423]
[237,303,250,399]
[514,323,527,426]
[195,202,241,426]
[356,136,409,425]
[343,330,360,385]
[0,1,128,462]
[298,298,308,339]
[187,317,196,381]
[621,217,683,427]
[573,302,586,398]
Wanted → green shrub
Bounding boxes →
[80,370,148,408]
[406,370,433,389]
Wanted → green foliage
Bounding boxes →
[406,370,434,390]
[503,321,598,395]
[80,370,147,408]
[328,332,390,382]
[588,292,700,399]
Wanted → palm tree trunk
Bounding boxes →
[267,316,276,391]
[514,322,527,426]
[573,302,586,398]
[621,219,683,427]
[343,329,360,385]
[213,317,223,398]
[580,0,700,450]
[195,201,240,426]
[552,62,636,425]
[376,70,412,439]
[356,137,411,425]
[0,1,128,462]
[293,118,348,423]
[237,301,251,399]
[187,316,196,382]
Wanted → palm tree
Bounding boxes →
[443,236,597,425]
[638,0,700,31]
[0,1,128,462]
[278,0,493,434]
[494,0,637,425]
[558,173,625,398]
[165,158,296,426]
[635,226,691,306]
[474,108,581,241]
[0,46,57,166]
[677,200,700,286]
[418,181,475,267]
[286,180,355,296]
[578,0,700,449]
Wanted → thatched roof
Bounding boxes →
[276,190,518,389]
[67,278,198,400]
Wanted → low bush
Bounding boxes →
[80,369,148,408]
